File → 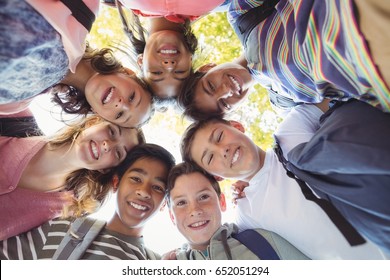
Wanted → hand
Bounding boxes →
[231,180,249,205]
[161,249,177,260]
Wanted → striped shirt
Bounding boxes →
[0,219,160,260]
[228,0,390,112]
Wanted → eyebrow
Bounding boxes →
[127,168,166,184]
[200,127,217,165]
[171,187,211,201]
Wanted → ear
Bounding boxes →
[111,175,119,193]
[159,199,167,211]
[123,67,136,76]
[229,120,245,133]
[214,175,224,182]
[137,54,144,68]
[219,192,227,212]
[169,209,176,225]
[197,63,217,73]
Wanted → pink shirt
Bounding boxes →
[0,137,72,240]
[0,99,34,116]
[120,0,224,22]
[26,0,100,73]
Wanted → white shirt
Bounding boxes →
[235,104,388,259]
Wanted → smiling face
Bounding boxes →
[189,120,262,181]
[74,122,140,170]
[85,72,153,128]
[193,62,254,114]
[169,172,226,251]
[139,30,193,99]
[110,158,169,236]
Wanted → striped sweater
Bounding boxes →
[228,0,390,112]
[0,219,159,260]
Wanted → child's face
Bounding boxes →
[169,172,226,251]
[74,122,140,170]
[113,158,169,236]
[190,121,262,181]
[139,30,192,99]
[85,72,153,128]
[193,62,253,114]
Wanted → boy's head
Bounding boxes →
[177,62,254,121]
[107,143,176,236]
[180,118,262,182]
[166,162,226,251]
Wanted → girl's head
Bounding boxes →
[51,115,146,217]
[137,24,197,100]
[49,115,145,171]
[118,5,198,100]
[51,46,154,128]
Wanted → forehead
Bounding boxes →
[189,121,229,152]
[123,157,168,177]
[171,172,215,197]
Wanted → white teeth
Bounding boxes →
[232,149,239,165]
[103,88,114,104]
[91,142,98,159]
[160,49,177,54]
[229,76,241,94]
[130,202,147,211]
[190,221,207,228]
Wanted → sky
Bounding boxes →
[29,94,237,255]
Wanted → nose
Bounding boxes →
[222,147,229,159]
[114,97,123,108]
[189,202,203,217]
[102,140,112,153]
[162,59,176,70]
[136,185,151,199]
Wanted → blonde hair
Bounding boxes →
[48,115,145,217]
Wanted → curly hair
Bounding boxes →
[50,43,153,124]
[48,115,146,217]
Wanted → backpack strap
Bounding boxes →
[232,229,280,260]
[60,0,96,31]
[52,217,106,260]
[273,137,366,246]
[235,0,280,44]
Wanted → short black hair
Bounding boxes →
[116,143,176,184]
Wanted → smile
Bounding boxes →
[160,49,178,54]
[231,147,240,166]
[228,75,242,96]
[90,141,99,160]
[102,87,114,104]
[189,220,209,228]
[129,201,149,212]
